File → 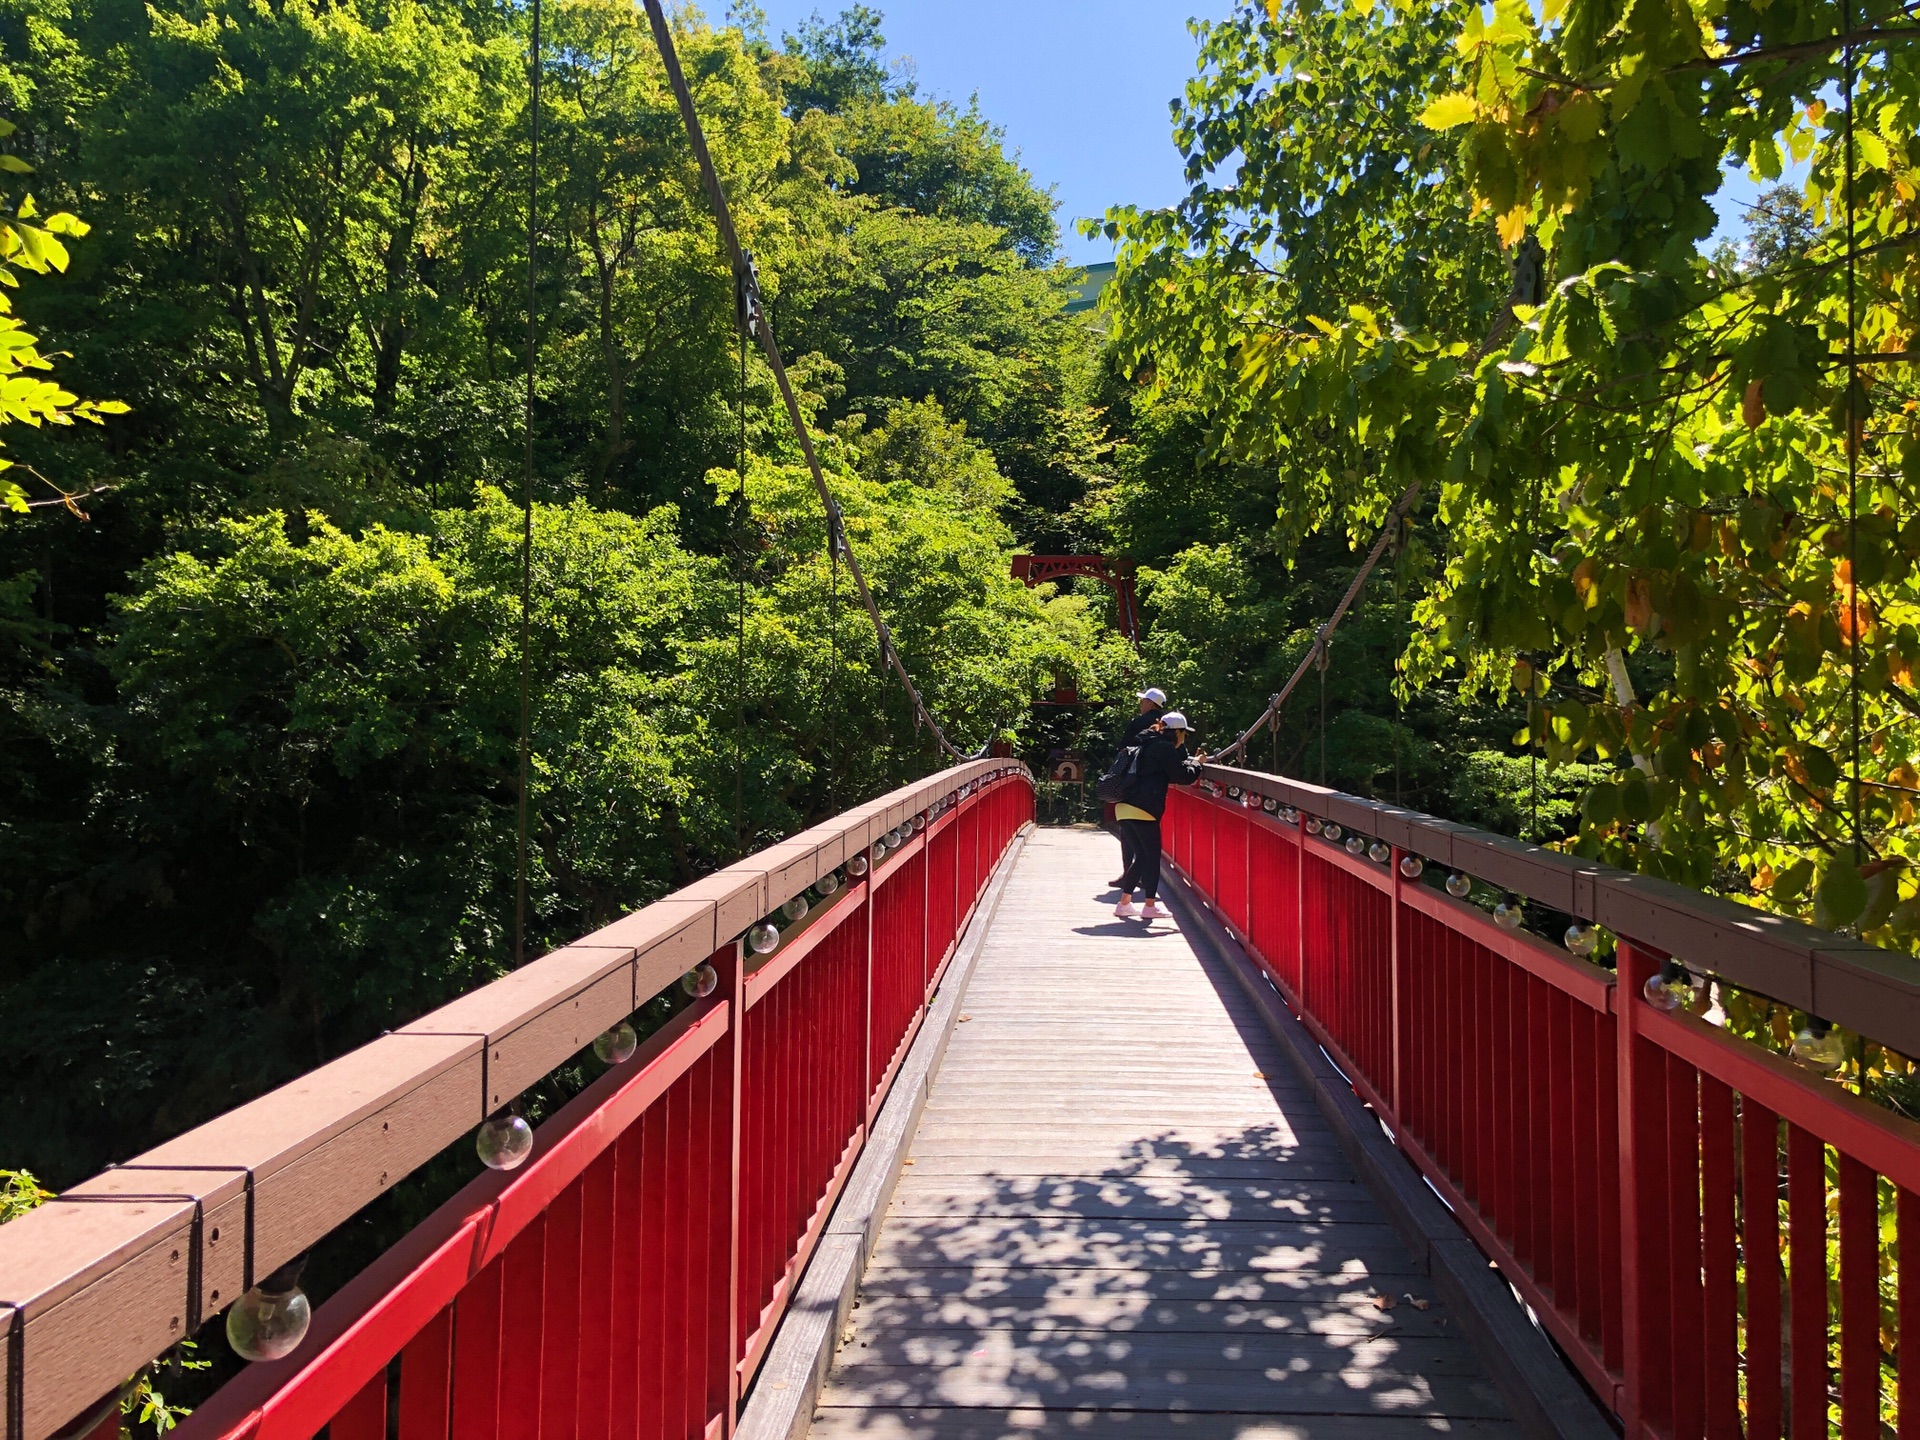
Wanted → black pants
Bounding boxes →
[1117,820,1138,880]
[1116,818,1163,900]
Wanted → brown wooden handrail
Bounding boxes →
[1199,762,1920,1059]
[0,758,1026,1440]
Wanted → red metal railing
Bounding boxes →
[1168,773,1920,1440]
[8,766,1030,1440]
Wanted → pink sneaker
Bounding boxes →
[1140,901,1168,920]
[1114,899,1140,919]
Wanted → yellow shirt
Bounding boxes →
[1114,803,1154,822]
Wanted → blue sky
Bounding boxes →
[750,1,1233,265]
[749,1,1774,266]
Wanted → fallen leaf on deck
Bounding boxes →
[1403,1294,1431,1310]
[1372,1293,1397,1311]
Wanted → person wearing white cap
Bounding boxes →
[1112,712,1206,921]
[1109,687,1169,885]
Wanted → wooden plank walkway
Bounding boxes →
[809,826,1523,1439]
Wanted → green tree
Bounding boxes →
[1100,0,1920,952]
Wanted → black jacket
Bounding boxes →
[1118,708,1164,753]
[1121,735,1202,819]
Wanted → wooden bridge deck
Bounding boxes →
[809,826,1524,1439]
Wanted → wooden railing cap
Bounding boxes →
[2,760,1032,1440]
[1200,761,1920,1056]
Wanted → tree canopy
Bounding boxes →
[0,1,1121,1188]
[1098,0,1920,953]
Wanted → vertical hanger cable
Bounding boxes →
[514,0,542,966]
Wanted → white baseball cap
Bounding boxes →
[1138,687,1167,705]
[1160,712,1190,731]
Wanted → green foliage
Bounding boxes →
[3,405,1097,1181]
[0,3,1104,1189]
[1098,0,1920,955]
[0,123,124,514]
[0,1166,50,1221]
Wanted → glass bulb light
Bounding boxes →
[1642,960,1693,1012]
[227,1257,311,1362]
[1793,1017,1846,1073]
[914,814,927,831]
[816,871,840,897]
[748,922,780,955]
[593,1022,637,1065]
[1445,872,1472,898]
[1400,855,1424,879]
[1345,835,1365,856]
[1368,841,1390,864]
[847,853,869,877]
[682,962,719,999]
[1282,807,1299,824]
[1324,823,1344,842]
[1228,785,1243,799]
[783,894,809,923]
[1493,898,1524,930]
[1563,924,1598,958]
[1305,817,1323,835]
[872,842,887,865]
[476,1111,533,1171]
[1263,798,1279,814]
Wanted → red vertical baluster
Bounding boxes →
[680,1056,709,1440]
[1788,1123,1829,1440]
[399,1306,454,1440]
[1699,1073,1740,1440]
[1530,977,1555,1283]
[1389,853,1405,1122]
[1596,1009,1622,1377]
[1744,1098,1785,1440]
[639,1104,668,1440]
[1839,1154,1879,1440]
[1573,1007,1603,1350]
[498,1216,548,1434]
[1496,947,1519,1242]
[539,1183,583,1440]
[451,1256,506,1440]
[610,1126,643,1440]
[1901,1186,1918,1440]
[1550,987,1577,1315]
[1637,1031,1673,1435]
[1615,943,1654,1437]
[577,1150,617,1440]
[329,1368,388,1440]
[1667,1055,1704,1440]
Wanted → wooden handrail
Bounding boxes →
[0,759,1027,1440]
[1199,762,1920,1060]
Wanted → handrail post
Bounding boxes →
[721,935,747,1436]
[1615,939,1660,1437]
[1389,846,1406,1121]
[862,864,875,1113]
[1294,812,1307,1012]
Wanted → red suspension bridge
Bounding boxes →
[7,760,1920,1440]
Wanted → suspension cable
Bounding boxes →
[1219,481,1420,764]
[513,0,542,966]
[640,0,961,761]
[734,320,747,853]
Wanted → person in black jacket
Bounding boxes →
[1110,687,1168,885]
[1113,712,1206,921]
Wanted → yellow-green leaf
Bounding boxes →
[1420,93,1478,130]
